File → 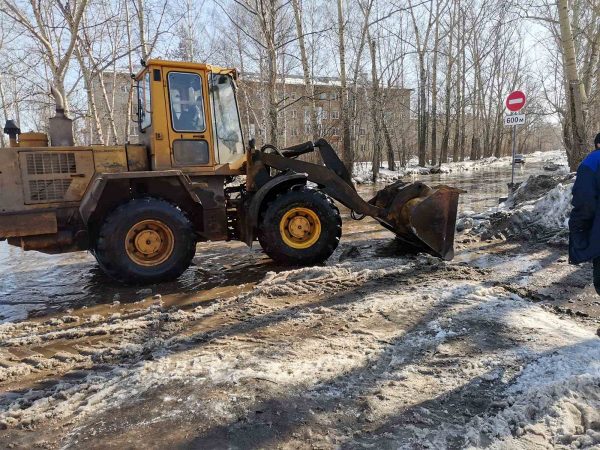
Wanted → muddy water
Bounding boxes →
[0,241,281,323]
[356,156,564,214]
[0,155,566,322]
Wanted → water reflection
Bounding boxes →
[357,157,565,214]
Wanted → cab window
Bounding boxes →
[168,72,206,133]
[173,140,209,165]
[210,74,244,164]
[139,72,151,130]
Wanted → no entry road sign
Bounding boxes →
[506,91,526,112]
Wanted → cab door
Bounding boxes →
[164,70,214,171]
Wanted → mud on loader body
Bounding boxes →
[0,59,462,284]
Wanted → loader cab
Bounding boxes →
[136,59,246,175]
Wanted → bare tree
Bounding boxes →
[1,0,89,112]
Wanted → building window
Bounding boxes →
[291,110,297,119]
[291,92,297,99]
[318,92,327,100]
[323,110,328,119]
[332,127,339,136]
[291,128,298,136]
[331,110,340,120]
[359,128,366,135]
[331,92,338,101]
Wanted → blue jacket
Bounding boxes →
[569,149,600,264]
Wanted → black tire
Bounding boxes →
[94,198,196,284]
[258,187,342,265]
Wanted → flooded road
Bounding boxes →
[0,152,567,322]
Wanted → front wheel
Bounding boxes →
[94,198,196,284]
[258,187,341,265]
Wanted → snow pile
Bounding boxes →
[465,338,600,449]
[253,257,414,297]
[461,174,574,243]
[507,174,572,207]
[353,163,430,185]
[352,150,566,184]
[526,180,573,229]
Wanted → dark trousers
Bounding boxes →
[594,257,600,295]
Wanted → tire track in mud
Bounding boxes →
[54,268,534,449]
[3,251,595,449]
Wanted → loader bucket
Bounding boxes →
[369,181,463,260]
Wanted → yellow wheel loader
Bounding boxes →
[0,59,462,284]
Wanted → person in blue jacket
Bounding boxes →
[569,133,600,294]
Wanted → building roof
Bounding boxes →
[241,72,411,91]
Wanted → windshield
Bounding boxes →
[209,74,244,164]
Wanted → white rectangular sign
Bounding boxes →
[504,114,526,126]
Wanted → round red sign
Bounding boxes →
[506,91,526,112]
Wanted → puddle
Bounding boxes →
[0,153,566,322]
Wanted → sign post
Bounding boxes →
[505,90,526,190]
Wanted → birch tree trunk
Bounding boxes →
[459,11,466,161]
[74,44,104,144]
[337,0,353,173]
[265,1,278,146]
[451,11,461,163]
[369,39,382,182]
[0,76,7,147]
[430,1,442,166]
[440,1,456,165]
[125,0,135,142]
[557,0,589,170]
[291,0,317,140]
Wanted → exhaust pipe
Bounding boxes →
[3,119,21,147]
[48,86,74,146]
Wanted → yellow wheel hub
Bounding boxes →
[125,219,175,266]
[279,207,321,249]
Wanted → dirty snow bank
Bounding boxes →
[459,173,574,243]
[2,252,599,450]
[464,338,600,449]
[353,150,566,184]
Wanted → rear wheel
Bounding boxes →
[94,198,196,284]
[258,187,341,265]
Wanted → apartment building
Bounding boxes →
[89,72,138,145]
[237,74,412,160]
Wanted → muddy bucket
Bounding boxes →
[369,181,463,260]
